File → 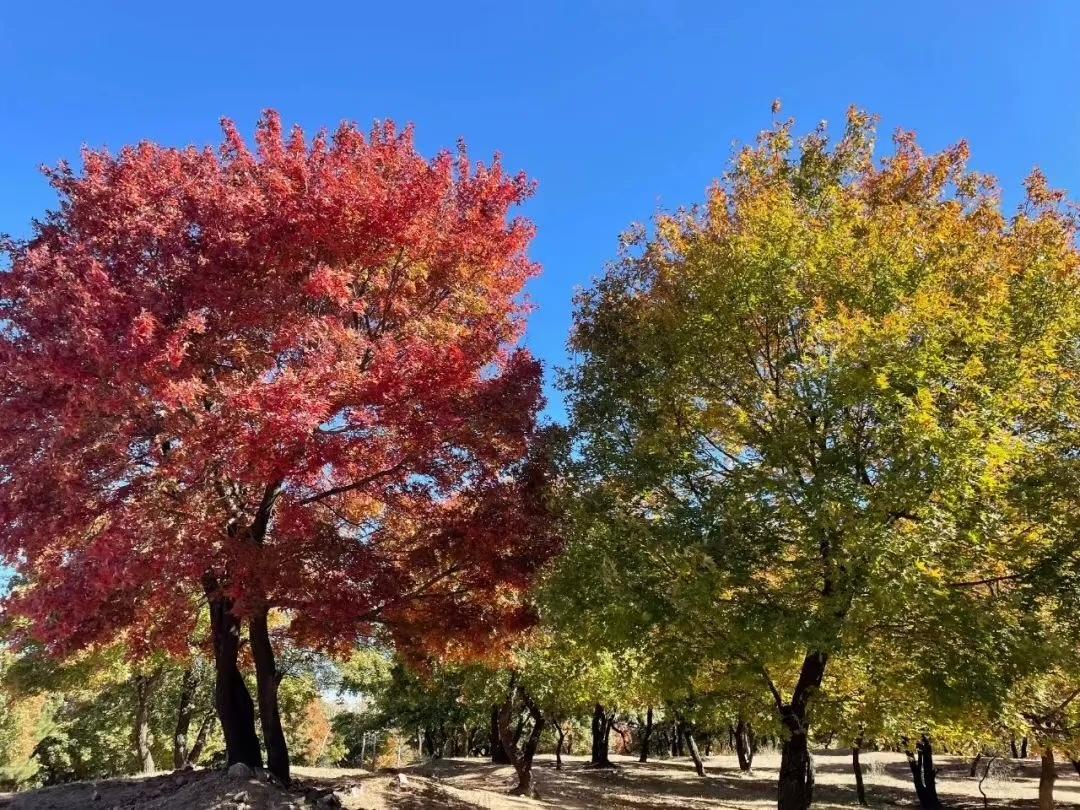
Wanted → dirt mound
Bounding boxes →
[0,767,374,810]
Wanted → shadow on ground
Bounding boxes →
[3,751,1077,809]
[397,751,1080,810]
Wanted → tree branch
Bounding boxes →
[298,460,407,505]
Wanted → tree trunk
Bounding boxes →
[969,752,982,778]
[188,711,215,766]
[490,705,510,764]
[777,651,827,810]
[173,667,198,769]
[205,583,261,769]
[978,755,998,807]
[1021,736,1029,759]
[852,742,867,806]
[465,724,478,756]
[133,671,161,773]
[1071,756,1080,778]
[513,713,526,748]
[249,608,290,785]
[589,703,615,768]
[1039,746,1056,810]
[639,706,653,763]
[735,717,754,771]
[779,725,814,810]
[1010,737,1020,758]
[612,720,632,754]
[680,717,706,777]
[919,737,941,810]
[554,722,565,770]
[497,678,545,798]
[905,735,942,810]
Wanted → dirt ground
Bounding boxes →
[1,750,1078,809]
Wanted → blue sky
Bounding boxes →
[3,2,1079,420]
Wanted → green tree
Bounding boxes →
[563,108,1080,810]
[0,642,226,785]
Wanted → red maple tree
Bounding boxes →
[0,112,555,781]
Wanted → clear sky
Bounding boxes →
[3,2,1079,420]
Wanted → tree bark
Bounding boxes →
[852,742,867,806]
[735,717,754,771]
[554,722,565,770]
[497,678,545,798]
[589,703,615,768]
[680,717,706,777]
[465,724,478,756]
[173,667,198,769]
[490,704,510,764]
[977,755,997,807]
[250,608,290,785]
[188,710,216,766]
[513,713,526,748]
[612,720,632,754]
[1039,746,1056,810]
[1021,736,1029,759]
[779,725,814,810]
[133,670,161,773]
[969,752,982,778]
[639,706,653,763]
[904,735,942,810]
[205,581,262,769]
[776,651,827,810]
[919,737,941,810]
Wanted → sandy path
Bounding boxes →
[3,750,1077,808]
[390,751,1080,809]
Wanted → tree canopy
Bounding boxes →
[0,111,557,782]
[561,108,1080,810]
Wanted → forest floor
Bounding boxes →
[1,750,1077,809]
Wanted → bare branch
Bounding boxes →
[298,460,408,505]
